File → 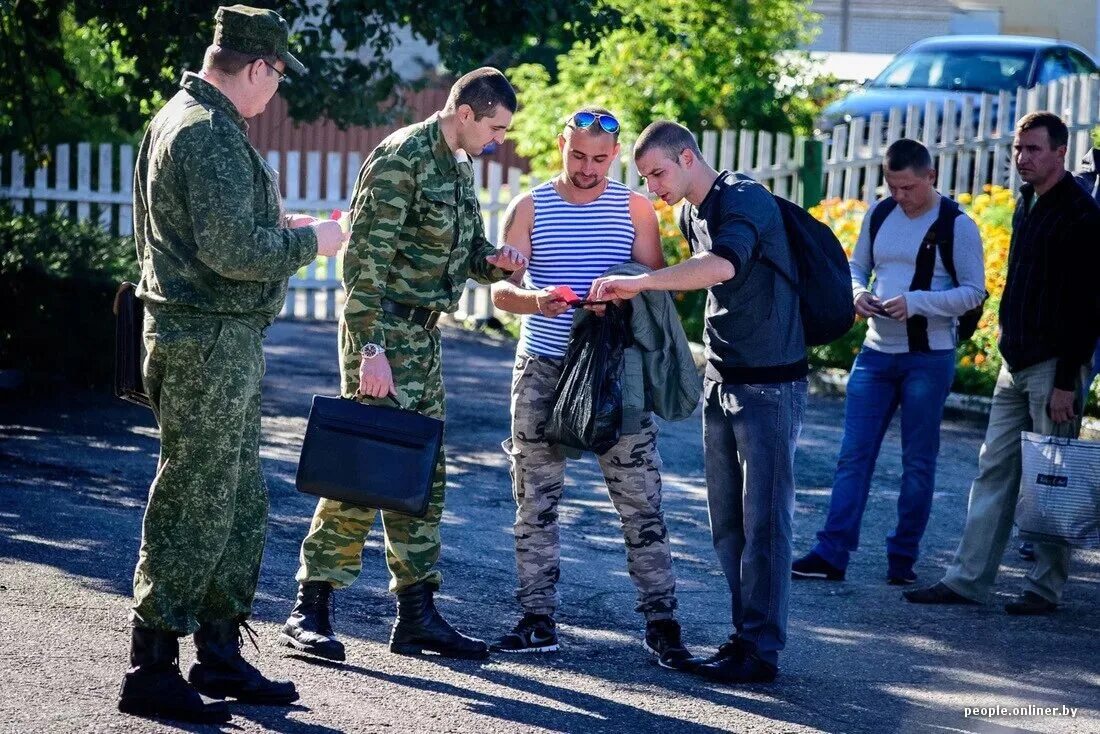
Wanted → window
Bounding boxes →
[870,49,1033,93]
[1066,49,1098,75]
[1037,50,1075,84]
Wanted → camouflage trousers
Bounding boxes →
[504,354,677,620]
[131,311,268,634]
[296,316,445,592]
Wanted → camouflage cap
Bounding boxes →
[213,5,306,75]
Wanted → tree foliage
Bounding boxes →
[509,0,824,178]
[0,0,621,160]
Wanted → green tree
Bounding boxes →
[0,0,621,161]
[509,0,822,178]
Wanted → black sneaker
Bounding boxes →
[791,551,845,581]
[643,619,693,670]
[695,649,778,684]
[490,613,559,653]
[1018,542,1035,561]
[887,554,917,586]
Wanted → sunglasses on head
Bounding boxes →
[571,111,620,134]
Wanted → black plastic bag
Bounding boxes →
[546,303,630,454]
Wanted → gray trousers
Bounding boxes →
[504,354,677,620]
[942,358,1088,604]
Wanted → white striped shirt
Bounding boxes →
[519,179,635,358]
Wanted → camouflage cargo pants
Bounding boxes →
[296,316,445,592]
[504,354,677,620]
[131,311,268,634]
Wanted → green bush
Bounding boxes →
[0,206,136,389]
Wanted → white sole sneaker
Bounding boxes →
[491,643,559,654]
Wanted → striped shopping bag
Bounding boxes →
[1015,431,1100,548]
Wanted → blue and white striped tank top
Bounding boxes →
[519,179,635,358]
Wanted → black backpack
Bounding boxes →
[687,173,855,347]
[868,197,987,342]
[766,195,857,346]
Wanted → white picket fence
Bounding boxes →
[2,73,1097,322]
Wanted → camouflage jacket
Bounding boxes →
[133,72,318,331]
[341,115,506,357]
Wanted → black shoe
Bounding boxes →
[279,581,346,661]
[1018,542,1036,561]
[389,582,490,660]
[694,639,777,684]
[887,554,917,586]
[682,635,748,672]
[188,619,299,705]
[903,582,980,605]
[1004,591,1057,616]
[491,613,559,653]
[791,551,845,581]
[118,628,231,724]
[644,619,693,670]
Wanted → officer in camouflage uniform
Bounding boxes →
[280,67,527,662]
[118,6,347,724]
[489,108,692,669]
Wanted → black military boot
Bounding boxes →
[389,581,490,659]
[279,581,346,661]
[188,619,299,704]
[118,627,231,724]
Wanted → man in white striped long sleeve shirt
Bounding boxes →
[489,107,694,668]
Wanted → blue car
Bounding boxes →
[818,35,1098,135]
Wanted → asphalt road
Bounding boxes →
[1,321,1097,734]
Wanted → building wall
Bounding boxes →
[970,0,1100,55]
[808,0,957,53]
[809,0,1100,56]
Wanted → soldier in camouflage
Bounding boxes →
[118,6,347,725]
[489,108,693,669]
[280,67,527,662]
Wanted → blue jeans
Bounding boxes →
[813,347,956,572]
[703,379,807,667]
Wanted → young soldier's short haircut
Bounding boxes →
[445,67,517,120]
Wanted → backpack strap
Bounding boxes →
[868,197,898,267]
[932,196,962,287]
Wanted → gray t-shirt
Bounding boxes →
[850,194,985,353]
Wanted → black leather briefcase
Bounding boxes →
[113,282,151,408]
[295,395,443,517]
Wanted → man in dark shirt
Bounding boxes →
[906,112,1100,614]
[592,120,807,683]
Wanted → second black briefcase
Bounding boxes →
[295,395,443,517]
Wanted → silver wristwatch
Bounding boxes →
[360,343,385,359]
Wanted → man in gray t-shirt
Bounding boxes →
[792,139,985,585]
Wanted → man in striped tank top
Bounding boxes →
[489,107,693,669]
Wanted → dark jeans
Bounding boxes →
[813,347,956,572]
[703,378,807,667]
[1090,339,1100,391]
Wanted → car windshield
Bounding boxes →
[869,49,1034,92]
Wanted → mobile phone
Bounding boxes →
[572,299,613,306]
